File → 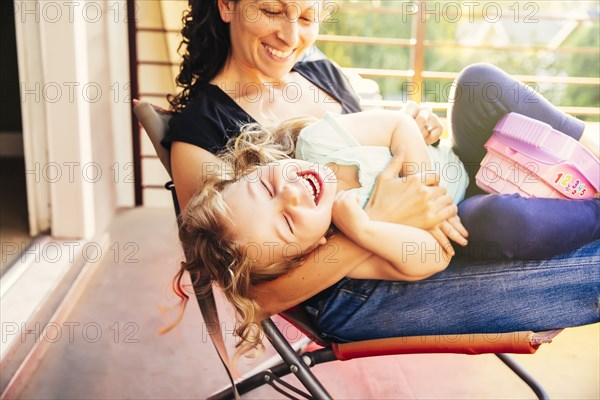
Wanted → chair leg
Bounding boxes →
[207,341,338,398]
[496,353,549,400]
[207,361,290,400]
[262,318,333,399]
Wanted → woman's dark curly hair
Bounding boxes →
[168,0,239,112]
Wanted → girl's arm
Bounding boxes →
[332,191,451,279]
[331,110,432,175]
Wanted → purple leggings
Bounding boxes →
[449,64,600,260]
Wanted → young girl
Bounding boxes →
[176,109,600,352]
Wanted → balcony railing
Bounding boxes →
[316,1,600,117]
[129,0,600,205]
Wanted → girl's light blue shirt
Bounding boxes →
[295,112,469,207]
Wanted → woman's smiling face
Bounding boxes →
[218,0,323,80]
[222,159,337,267]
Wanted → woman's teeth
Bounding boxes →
[300,174,320,204]
[264,44,293,59]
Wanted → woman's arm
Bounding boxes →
[346,253,441,281]
[333,191,451,277]
[251,233,373,317]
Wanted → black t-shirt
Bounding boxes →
[162,59,362,153]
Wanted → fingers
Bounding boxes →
[335,190,362,207]
[418,110,444,145]
[403,100,441,143]
[379,147,405,180]
[427,125,443,144]
[408,104,443,145]
[432,185,450,200]
[429,226,455,257]
[437,202,459,221]
[402,100,420,118]
[441,220,468,247]
[414,106,432,132]
[449,215,469,239]
[423,117,443,145]
[411,171,440,186]
[423,189,451,227]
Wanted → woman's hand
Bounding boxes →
[364,152,457,230]
[333,189,452,278]
[332,190,369,239]
[402,101,443,145]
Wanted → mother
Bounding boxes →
[163,0,599,340]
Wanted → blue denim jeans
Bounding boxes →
[306,240,600,342]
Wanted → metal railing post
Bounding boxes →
[127,0,142,206]
[410,1,427,102]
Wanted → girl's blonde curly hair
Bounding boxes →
[162,116,318,356]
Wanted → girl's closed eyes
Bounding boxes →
[259,178,294,234]
[222,158,335,268]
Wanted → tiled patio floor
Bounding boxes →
[10,208,600,399]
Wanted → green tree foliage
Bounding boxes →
[318,1,599,119]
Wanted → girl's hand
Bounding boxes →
[402,101,443,145]
[365,152,457,229]
[427,215,470,259]
[442,215,469,246]
[428,225,455,259]
[332,191,370,239]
